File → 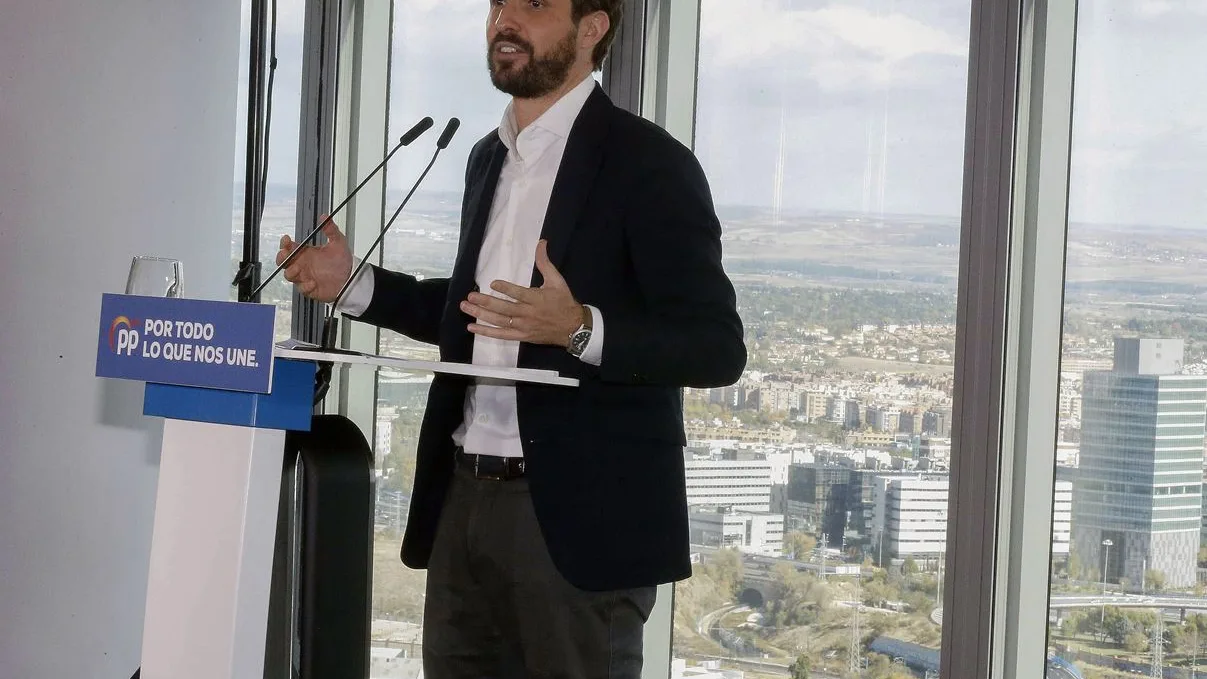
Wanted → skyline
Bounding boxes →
[231,0,1205,228]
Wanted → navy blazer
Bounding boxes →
[353,84,746,591]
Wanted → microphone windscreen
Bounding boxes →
[400,117,435,146]
[437,118,461,149]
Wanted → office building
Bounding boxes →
[684,458,774,513]
[688,506,784,556]
[1072,338,1207,589]
[872,475,950,567]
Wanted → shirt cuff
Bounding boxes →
[578,305,604,366]
[334,259,375,318]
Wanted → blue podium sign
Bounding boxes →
[96,294,277,393]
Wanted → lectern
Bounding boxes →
[95,294,576,679]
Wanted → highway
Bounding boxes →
[1049,593,1207,611]
[932,592,1207,626]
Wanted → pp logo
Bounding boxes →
[108,316,141,356]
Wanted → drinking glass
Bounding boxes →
[125,256,183,298]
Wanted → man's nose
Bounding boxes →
[492,3,520,33]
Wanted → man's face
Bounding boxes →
[487,0,582,99]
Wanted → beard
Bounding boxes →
[487,29,578,99]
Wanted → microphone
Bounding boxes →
[437,118,460,149]
[243,116,434,302]
[321,118,462,350]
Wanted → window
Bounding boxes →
[229,0,307,340]
[369,1,508,671]
[672,1,971,676]
[1045,2,1207,675]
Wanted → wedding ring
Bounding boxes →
[508,317,514,327]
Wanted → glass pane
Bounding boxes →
[371,2,507,674]
[1048,3,1207,678]
[229,0,306,341]
[674,1,971,677]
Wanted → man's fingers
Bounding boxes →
[460,301,518,329]
[321,218,344,243]
[299,279,317,296]
[489,280,534,302]
[284,263,303,283]
[275,236,294,266]
[467,323,525,342]
[467,291,525,314]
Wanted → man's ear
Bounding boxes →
[580,11,610,52]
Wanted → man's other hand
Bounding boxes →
[462,240,585,348]
[274,216,354,303]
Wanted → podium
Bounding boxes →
[95,295,576,679]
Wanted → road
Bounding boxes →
[697,604,739,637]
[931,592,1207,626]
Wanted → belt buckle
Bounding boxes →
[473,454,505,481]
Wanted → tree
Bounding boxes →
[705,549,744,600]
[785,531,819,562]
[790,654,812,679]
[1102,608,1132,645]
[1123,631,1148,654]
[1061,611,1086,638]
[1068,551,1083,581]
[902,557,919,576]
[1144,569,1166,592]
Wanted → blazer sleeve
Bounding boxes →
[349,266,449,346]
[344,134,496,345]
[598,144,747,388]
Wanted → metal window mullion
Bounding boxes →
[327,0,389,440]
[291,0,343,345]
[941,0,1026,677]
[640,0,700,148]
[634,2,698,678]
[993,0,1079,677]
[602,0,646,114]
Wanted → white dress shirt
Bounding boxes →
[339,74,603,458]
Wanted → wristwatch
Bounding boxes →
[567,305,593,358]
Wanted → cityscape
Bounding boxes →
[238,189,1207,678]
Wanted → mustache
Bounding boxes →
[491,33,534,55]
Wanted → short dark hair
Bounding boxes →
[572,0,624,71]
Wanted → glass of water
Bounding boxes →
[125,256,183,298]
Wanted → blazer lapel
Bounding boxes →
[530,85,613,287]
[450,137,507,304]
[446,136,506,362]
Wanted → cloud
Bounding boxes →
[701,0,967,91]
[1133,0,1207,18]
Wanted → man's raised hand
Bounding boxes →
[461,240,585,348]
[275,217,354,303]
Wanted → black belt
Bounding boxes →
[455,447,526,480]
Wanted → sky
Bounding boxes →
[236,0,1207,228]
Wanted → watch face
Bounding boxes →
[570,329,591,355]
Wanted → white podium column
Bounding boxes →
[139,419,286,679]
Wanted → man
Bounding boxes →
[276,0,745,676]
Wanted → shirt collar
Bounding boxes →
[498,74,597,161]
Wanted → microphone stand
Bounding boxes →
[241,117,434,303]
[304,118,461,404]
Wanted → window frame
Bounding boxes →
[324,0,1093,677]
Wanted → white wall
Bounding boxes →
[0,1,241,676]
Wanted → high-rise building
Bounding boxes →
[1052,480,1073,559]
[872,474,950,567]
[1072,338,1207,589]
[684,458,774,513]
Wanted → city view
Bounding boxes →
[240,190,1207,678]
[228,0,1207,677]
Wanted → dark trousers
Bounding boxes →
[422,463,657,679]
